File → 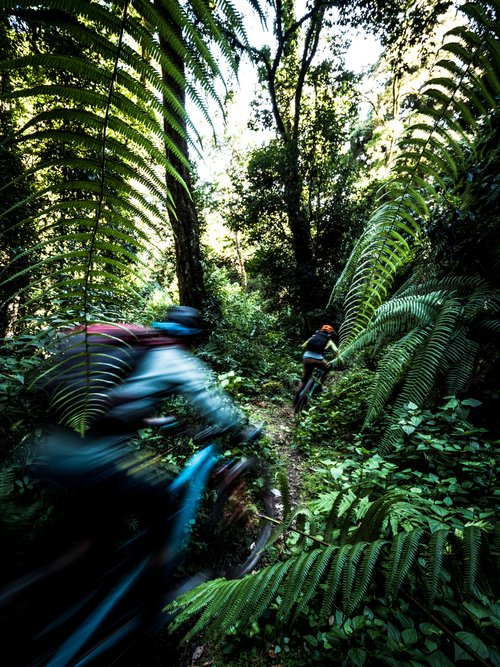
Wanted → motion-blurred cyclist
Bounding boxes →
[15,305,256,662]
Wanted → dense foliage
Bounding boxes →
[0,0,498,665]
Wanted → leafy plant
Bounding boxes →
[168,397,499,665]
[0,1,247,315]
[199,267,294,390]
[294,367,374,452]
[329,0,500,443]
[334,277,500,449]
[0,0,260,432]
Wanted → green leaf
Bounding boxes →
[304,634,318,647]
[402,628,418,645]
[455,632,489,659]
[347,647,367,666]
[427,651,456,667]
[461,398,482,407]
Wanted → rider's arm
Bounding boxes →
[106,346,244,433]
[326,339,338,355]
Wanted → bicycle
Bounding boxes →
[0,420,275,666]
[293,366,325,415]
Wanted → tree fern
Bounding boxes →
[330,0,500,349]
[332,275,499,451]
[0,0,249,321]
[0,0,254,431]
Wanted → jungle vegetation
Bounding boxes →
[0,0,498,665]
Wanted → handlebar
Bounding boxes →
[145,416,265,447]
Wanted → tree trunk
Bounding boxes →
[284,140,316,309]
[154,1,206,310]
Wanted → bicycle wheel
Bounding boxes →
[294,377,315,415]
[203,458,275,579]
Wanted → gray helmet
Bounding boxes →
[152,306,204,337]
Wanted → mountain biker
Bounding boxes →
[21,306,256,661]
[293,324,338,405]
[34,305,253,487]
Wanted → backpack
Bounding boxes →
[38,323,173,432]
[305,330,330,355]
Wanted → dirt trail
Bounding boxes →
[168,399,304,667]
[249,398,303,510]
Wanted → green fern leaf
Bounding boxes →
[320,543,355,618]
[293,546,337,621]
[343,539,388,616]
[386,529,424,600]
[278,549,323,622]
[341,541,369,614]
[426,529,448,609]
[463,525,481,599]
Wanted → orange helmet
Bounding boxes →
[320,324,334,334]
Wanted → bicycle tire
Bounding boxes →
[205,458,275,579]
[294,376,315,415]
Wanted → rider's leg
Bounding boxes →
[294,361,313,403]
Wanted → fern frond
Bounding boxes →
[325,489,354,538]
[426,529,448,609]
[295,507,318,549]
[343,539,388,616]
[0,0,247,336]
[293,546,337,620]
[363,329,427,425]
[348,491,409,543]
[494,522,500,574]
[385,529,424,600]
[276,469,291,520]
[341,541,369,614]
[338,494,364,546]
[320,543,355,618]
[0,466,15,497]
[278,549,323,622]
[170,557,294,641]
[332,0,499,347]
[463,525,481,598]
[309,489,357,538]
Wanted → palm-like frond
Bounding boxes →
[0,0,254,430]
[495,522,500,574]
[426,528,448,608]
[332,275,499,451]
[463,524,481,599]
[385,528,424,601]
[167,487,494,640]
[330,0,500,347]
[0,0,249,326]
[168,519,493,641]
